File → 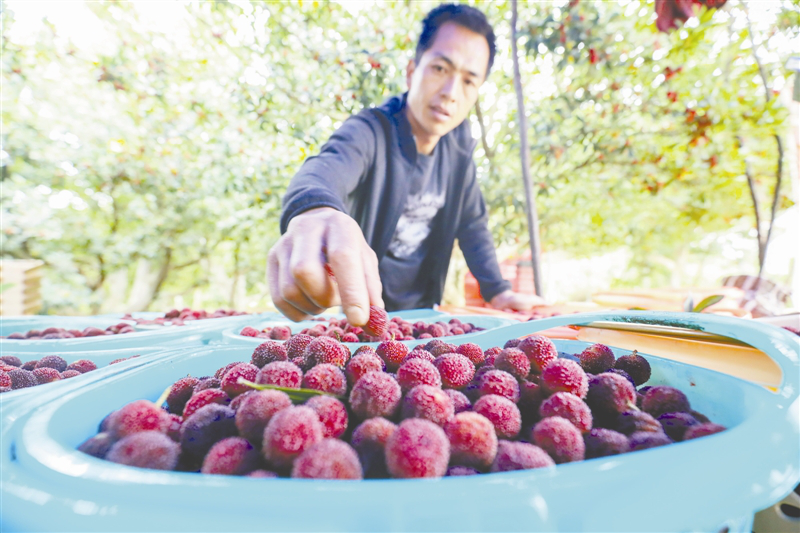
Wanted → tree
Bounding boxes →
[1,0,795,313]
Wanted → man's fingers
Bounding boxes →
[268,245,312,322]
[362,245,384,308]
[326,241,370,326]
[279,248,327,316]
[288,230,338,309]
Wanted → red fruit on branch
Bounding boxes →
[656,0,726,33]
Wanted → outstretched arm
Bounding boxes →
[270,117,384,326]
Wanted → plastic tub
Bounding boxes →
[220,312,515,348]
[0,315,240,353]
[127,312,270,332]
[0,345,173,406]
[1,311,797,532]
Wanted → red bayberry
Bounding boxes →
[305,336,348,368]
[541,359,588,399]
[109,400,169,439]
[519,335,558,374]
[642,385,690,418]
[306,395,349,439]
[385,418,450,479]
[684,422,726,440]
[183,389,230,420]
[402,385,454,426]
[220,363,259,398]
[251,341,288,368]
[490,440,554,472]
[302,363,347,396]
[376,340,409,372]
[614,352,651,386]
[478,369,520,403]
[397,358,442,392]
[256,361,303,389]
[363,306,388,337]
[345,353,385,386]
[586,373,637,415]
[539,392,593,432]
[291,439,362,480]
[262,405,324,468]
[579,344,616,374]
[584,428,629,459]
[456,343,485,365]
[474,394,521,439]
[532,416,585,463]
[66,359,97,373]
[106,431,180,470]
[349,371,402,419]
[166,377,199,415]
[235,389,292,445]
[495,348,531,380]
[444,412,498,469]
[32,367,61,384]
[434,354,475,389]
[201,437,261,475]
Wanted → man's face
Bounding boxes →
[406,22,489,143]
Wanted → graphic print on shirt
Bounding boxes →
[387,191,446,259]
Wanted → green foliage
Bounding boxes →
[0,0,795,313]
[477,0,793,290]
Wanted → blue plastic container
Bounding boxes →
[1,312,797,532]
[220,312,515,348]
[0,314,249,353]
[128,312,275,332]
[0,345,173,406]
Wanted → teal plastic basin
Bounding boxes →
[0,345,173,406]
[220,311,515,348]
[1,312,797,532]
[0,315,248,353]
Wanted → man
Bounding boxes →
[269,3,542,326]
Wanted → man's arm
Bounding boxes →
[455,162,544,311]
[280,115,377,233]
[270,116,384,325]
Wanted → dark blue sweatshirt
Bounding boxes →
[280,94,511,310]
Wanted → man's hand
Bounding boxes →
[489,289,546,312]
[268,207,384,326]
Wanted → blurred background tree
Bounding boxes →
[1,0,797,314]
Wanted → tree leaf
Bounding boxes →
[693,294,724,313]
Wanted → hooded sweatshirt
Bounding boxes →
[280,94,510,310]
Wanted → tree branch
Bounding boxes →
[744,0,785,278]
[511,0,544,298]
[474,99,495,161]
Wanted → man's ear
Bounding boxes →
[406,58,416,89]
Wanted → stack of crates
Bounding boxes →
[0,259,44,315]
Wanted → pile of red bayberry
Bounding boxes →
[78,332,726,479]
[240,306,484,343]
[2,323,136,340]
[0,354,139,393]
[125,308,247,327]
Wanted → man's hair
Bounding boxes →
[415,3,496,75]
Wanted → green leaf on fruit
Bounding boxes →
[155,384,173,409]
[237,378,343,403]
[692,295,724,313]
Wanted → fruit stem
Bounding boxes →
[237,377,344,402]
[154,384,173,408]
